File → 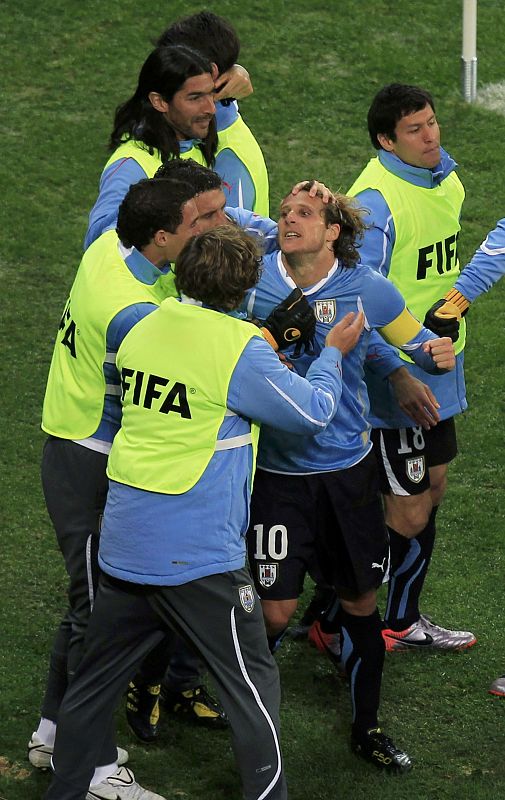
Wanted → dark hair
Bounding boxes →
[282,182,368,267]
[175,226,261,311]
[367,83,436,149]
[157,12,240,75]
[109,45,217,165]
[155,158,223,194]
[116,177,196,251]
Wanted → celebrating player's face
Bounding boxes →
[278,193,338,257]
[165,74,216,141]
[195,188,228,231]
[380,104,441,170]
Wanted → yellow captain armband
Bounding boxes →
[378,307,423,347]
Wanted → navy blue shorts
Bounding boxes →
[371,417,458,496]
[246,450,389,600]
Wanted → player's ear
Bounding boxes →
[377,132,395,152]
[326,223,341,243]
[148,91,170,114]
[153,229,170,247]
[210,62,220,82]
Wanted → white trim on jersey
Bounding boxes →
[230,606,282,800]
[379,213,394,276]
[214,433,252,451]
[275,251,340,295]
[265,376,334,426]
[480,237,505,256]
[72,437,112,455]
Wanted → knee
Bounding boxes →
[386,499,431,537]
[261,600,297,636]
[430,478,447,507]
[340,590,377,617]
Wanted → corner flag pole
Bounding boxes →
[461,0,477,102]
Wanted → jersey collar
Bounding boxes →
[275,250,340,295]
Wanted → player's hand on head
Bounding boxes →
[389,368,440,430]
[423,299,461,341]
[422,336,456,370]
[261,288,315,351]
[325,311,364,355]
[214,64,253,101]
[290,181,335,204]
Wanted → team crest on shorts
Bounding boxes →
[239,585,255,613]
[258,564,278,588]
[406,456,425,483]
[314,299,336,324]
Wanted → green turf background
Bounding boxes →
[2,2,505,798]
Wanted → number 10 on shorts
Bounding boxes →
[252,524,288,561]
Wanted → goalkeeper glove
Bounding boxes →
[423,289,470,342]
[261,288,316,351]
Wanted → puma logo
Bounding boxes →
[372,557,386,572]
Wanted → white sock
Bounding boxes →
[35,718,57,747]
[90,761,119,787]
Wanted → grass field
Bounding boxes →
[2,1,505,798]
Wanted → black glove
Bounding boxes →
[423,299,461,342]
[261,288,316,351]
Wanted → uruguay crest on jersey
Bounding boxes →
[314,298,336,324]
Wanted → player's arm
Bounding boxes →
[227,337,341,435]
[424,217,505,337]
[378,305,455,373]
[351,188,395,272]
[226,206,278,253]
[365,271,455,373]
[387,367,441,430]
[215,149,257,211]
[228,313,364,434]
[84,158,147,251]
[214,64,253,101]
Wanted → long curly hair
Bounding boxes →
[109,45,217,166]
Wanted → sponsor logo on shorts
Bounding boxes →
[239,585,255,613]
[371,557,387,572]
[314,299,336,324]
[258,564,278,587]
[406,456,425,483]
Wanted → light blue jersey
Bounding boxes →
[244,251,443,473]
[456,217,505,301]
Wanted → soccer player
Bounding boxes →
[85,13,270,251]
[43,225,363,800]
[347,83,477,652]
[156,10,269,215]
[244,183,456,772]
[84,45,217,250]
[31,177,201,798]
[122,160,331,739]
